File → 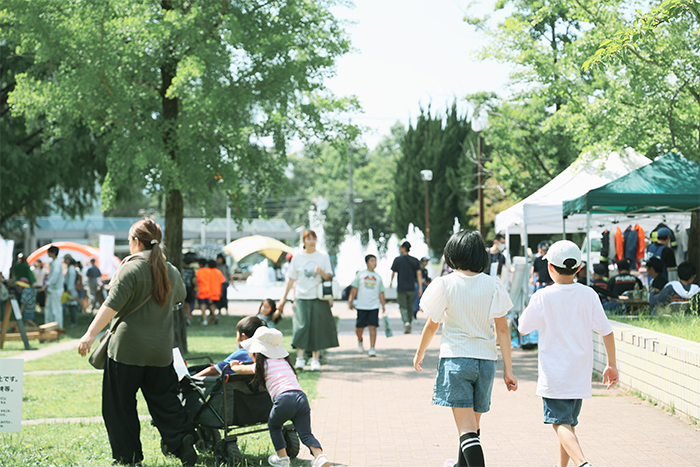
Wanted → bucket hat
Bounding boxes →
[240,327,289,359]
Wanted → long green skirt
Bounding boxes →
[292,299,339,351]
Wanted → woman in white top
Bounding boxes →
[414,230,518,467]
[278,230,338,371]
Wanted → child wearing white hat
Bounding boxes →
[230,327,330,467]
[518,240,618,467]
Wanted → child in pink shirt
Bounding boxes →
[230,327,330,467]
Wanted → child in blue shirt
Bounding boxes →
[194,316,266,377]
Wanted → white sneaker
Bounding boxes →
[309,358,321,371]
[368,347,377,357]
[311,454,330,467]
[202,319,208,326]
[404,322,411,334]
[294,358,306,370]
[268,454,290,467]
[357,341,364,353]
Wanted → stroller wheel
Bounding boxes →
[196,426,221,453]
[283,425,301,459]
[214,438,241,467]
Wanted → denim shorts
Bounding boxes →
[432,357,496,412]
[542,398,582,426]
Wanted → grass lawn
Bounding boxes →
[2,313,319,466]
[610,312,700,343]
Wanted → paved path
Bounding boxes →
[9,300,700,466]
[299,302,700,467]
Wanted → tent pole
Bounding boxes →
[505,226,511,273]
[586,211,592,285]
[562,214,567,240]
[523,226,530,301]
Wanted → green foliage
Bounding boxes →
[1,0,357,258]
[394,103,474,257]
[0,42,107,231]
[583,0,700,70]
[465,0,700,247]
[274,125,402,255]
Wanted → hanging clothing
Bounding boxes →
[634,224,645,267]
[600,230,610,264]
[623,226,638,270]
[614,227,624,261]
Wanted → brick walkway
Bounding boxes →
[298,302,700,467]
[10,300,700,466]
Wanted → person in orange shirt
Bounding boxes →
[196,259,226,325]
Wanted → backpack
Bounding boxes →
[75,273,84,292]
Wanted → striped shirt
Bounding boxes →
[264,358,303,400]
[420,272,513,360]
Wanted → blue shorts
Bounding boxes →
[355,309,379,328]
[542,398,582,426]
[432,357,496,412]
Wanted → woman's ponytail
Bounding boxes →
[131,219,171,306]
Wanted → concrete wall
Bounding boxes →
[592,321,700,421]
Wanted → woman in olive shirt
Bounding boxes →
[78,219,196,466]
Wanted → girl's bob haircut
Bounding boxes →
[444,230,489,273]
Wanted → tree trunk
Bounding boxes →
[689,211,700,286]
[165,189,183,271]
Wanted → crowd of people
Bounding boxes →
[0,249,106,329]
[0,216,695,467]
[525,224,699,314]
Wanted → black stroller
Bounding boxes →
[178,358,301,466]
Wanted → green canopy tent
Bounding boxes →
[563,152,700,217]
[562,152,700,280]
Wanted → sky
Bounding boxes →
[325,0,512,149]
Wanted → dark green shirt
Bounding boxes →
[103,254,186,367]
[11,261,35,285]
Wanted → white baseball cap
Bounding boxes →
[543,240,582,269]
[240,327,289,359]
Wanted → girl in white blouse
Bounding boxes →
[413,230,518,467]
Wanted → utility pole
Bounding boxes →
[348,147,354,234]
[478,134,485,237]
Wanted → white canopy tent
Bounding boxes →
[495,148,653,240]
[494,148,690,314]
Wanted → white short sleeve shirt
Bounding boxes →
[518,283,614,399]
[419,272,513,360]
[351,269,385,310]
[286,250,332,300]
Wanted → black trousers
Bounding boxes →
[103,358,194,464]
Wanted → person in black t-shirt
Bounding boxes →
[604,259,644,313]
[390,241,423,334]
[488,234,506,276]
[530,241,552,291]
[645,257,668,297]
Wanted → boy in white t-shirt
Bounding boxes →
[348,254,386,357]
[518,240,618,467]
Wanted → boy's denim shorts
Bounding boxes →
[432,357,496,412]
[542,397,582,426]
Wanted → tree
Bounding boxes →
[394,104,474,257]
[0,41,106,233]
[582,0,700,279]
[2,0,357,271]
[273,128,400,256]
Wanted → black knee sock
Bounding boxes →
[459,432,484,467]
[457,430,480,467]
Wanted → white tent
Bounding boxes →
[495,148,653,238]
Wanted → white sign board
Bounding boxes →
[0,359,23,432]
[99,235,117,278]
[0,239,15,279]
